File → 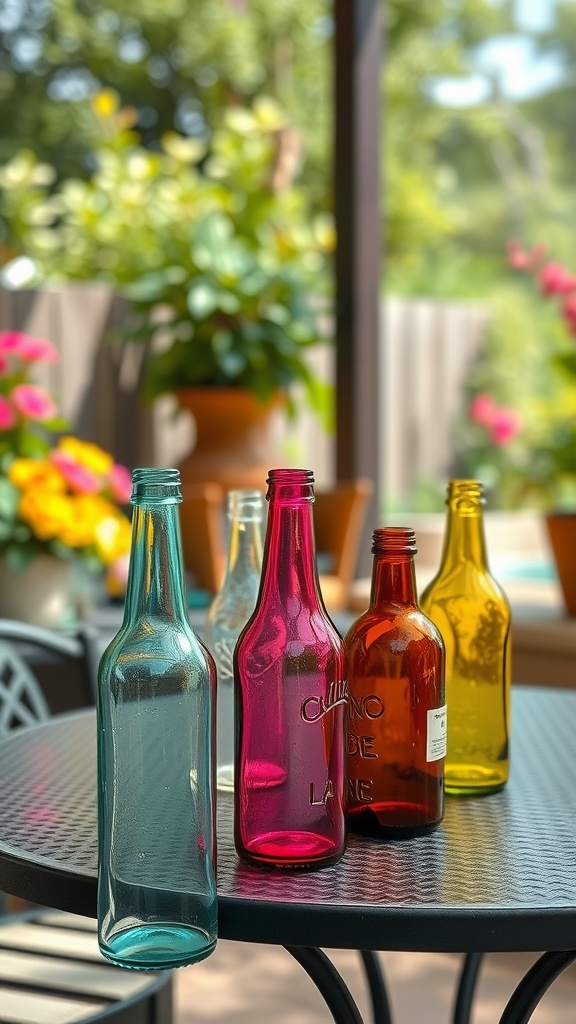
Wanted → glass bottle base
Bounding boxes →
[348,802,443,839]
[238,829,344,869]
[445,763,508,796]
[100,923,216,971]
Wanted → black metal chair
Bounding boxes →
[0,620,173,1023]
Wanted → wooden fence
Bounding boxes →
[0,285,490,508]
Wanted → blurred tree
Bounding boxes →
[0,0,331,197]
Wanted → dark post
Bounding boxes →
[334,0,382,576]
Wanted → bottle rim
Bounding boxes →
[267,468,314,484]
[446,479,485,512]
[372,527,417,555]
[131,467,182,505]
[227,489,265,521]
[266,468,315,504]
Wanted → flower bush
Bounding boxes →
[457,243,576,511]
[0,330,132,572]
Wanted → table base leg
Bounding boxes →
[359,950,393,1024]
[499,950,576,1024]
[285,946,366,1024]
[452,952,484,1024]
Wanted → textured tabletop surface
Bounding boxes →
[1,687,576,952]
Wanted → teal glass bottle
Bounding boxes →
[97,468,217,971]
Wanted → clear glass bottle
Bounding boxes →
[97,467,217,970]
[205,489,264,793]
[344,528,445,838]
[420,480,511,795]
[234,468,347,870]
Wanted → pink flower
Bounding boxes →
[0,331,59,364]
[0,331,26,354]
[108,463,132,504]
[17,335,59,363]
[538,262,576,296]
[507,240,530,270]
[11,384,57,421]
[469,393,496,427]
[506,240,548,272]
[0,395,15,430]
[490,407,523,446]
[51,450,100,494]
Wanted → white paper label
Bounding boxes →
[427,705,447,762]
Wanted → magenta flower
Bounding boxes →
[0,395,15,430]
[491,407,522,447]
[51,450,100,493]
[0,331,59,364]
[538,262,576,296]
[0,331,26,354]
[469,393,496,427]
[17,335,59,363]
[11,384,57,421]
[108,463,132,504]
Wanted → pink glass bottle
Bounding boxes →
[234,469,347,870]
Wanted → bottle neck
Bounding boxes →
[440,508,488,571]
[123,503,188,623]
[370,553,418,608]
[224,516,263,585]
[259,499,322,607]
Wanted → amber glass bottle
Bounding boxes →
[344,528,445,839]
[420,480,511,796]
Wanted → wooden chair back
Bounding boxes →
[314,478,374,611]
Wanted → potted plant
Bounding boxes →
[458,241,576,614]
[0,92,335,495]
[0,329,132,626]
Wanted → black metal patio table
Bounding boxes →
[0,685,575,1024]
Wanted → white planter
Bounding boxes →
[0,556,73,629]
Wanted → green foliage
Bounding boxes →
[384,0,513,272]
[0,95,334,413]
[0,0,331,200]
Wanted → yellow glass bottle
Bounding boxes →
[420,480,511,795]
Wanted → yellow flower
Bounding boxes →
[91,89,119,119]
[19,490,73,541]
[57,495,101,548]
[9,459,65,493]
[58,437,113,477]
[94,513,132,565]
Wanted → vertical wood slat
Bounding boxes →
[379,297,490,503]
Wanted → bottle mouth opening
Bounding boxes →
[267,469,314,485]
[266,468,315,504]
[372,527,417,555]
[131,467,182,505]
[446,479,485,512]
[227,489,265,521]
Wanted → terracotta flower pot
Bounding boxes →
[175,387,283,494]
[174,387,283,588]
[545,513,576,616]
